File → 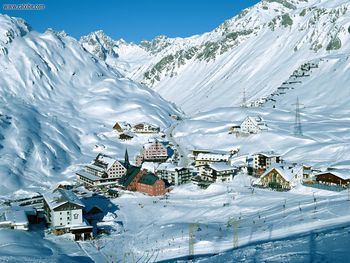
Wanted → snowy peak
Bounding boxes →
[80,30,118,60]
[103,0,350,113]
[0,14,180,194]
[139,35,175,54]
[0,14,31,53]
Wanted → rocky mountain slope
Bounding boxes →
[80,0,350,114]
[0,14,180,194]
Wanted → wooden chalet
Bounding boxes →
[315,170,350,188]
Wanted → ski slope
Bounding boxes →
[0,14,180,195]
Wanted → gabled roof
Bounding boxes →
[253,151,280,158]
[209,162,236,172]
[157,162,177,172]
[139,173,159,185]
[260,165,302,182]
[95,154,117,171]
[86,164,105,173]
[242,115,266,127]
[113,121,131,131]
[143,141,167,151]
[43,189,84,211]
[315,169,350,180]
[134,122,159,129]
[118,165,141,188]
[76,169,102,182]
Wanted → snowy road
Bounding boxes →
[164,120,189,167]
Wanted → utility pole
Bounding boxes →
[242,87,247,108]
[292,97,304,136]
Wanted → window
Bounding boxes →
[74,213,79,220]
[60,218,62,220]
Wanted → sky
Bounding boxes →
[1,0,260,43]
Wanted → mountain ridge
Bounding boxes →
[79,0,350,114]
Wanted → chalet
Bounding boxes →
[0,207,35,230]
[259,165,303,190]
[195,153,231,167]
[132,122,160,134]
[136,141,168,166]
[191,175,212,189]
[76,152,128,187]
[228,123,241,134]
[43,189,92,239]
[314,169,350,188]
[119,132,134,141]
[113,121,131,133]
[229,155,248,174]
[200,163,237,183]
[136,172,167,196]
[240,116,268,134]
[156,163,192,186]
[252,152,282,176]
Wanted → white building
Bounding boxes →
[43,189,85,229]
[258,165,304,190]
[76,153,127,187]
[43,189,93,239]
[200,163,237,183]
[132,122,160,133]
[252,152,282,175]
[156,163,192,186]
[136,141,168,165]
[0,207,34,230]
[240,116,268,134]
[195,153,231,167]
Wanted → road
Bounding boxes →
[164,120,189,167]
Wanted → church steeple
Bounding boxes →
[124,148,130,167]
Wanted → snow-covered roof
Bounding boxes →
[157,162,178,172]
[86,164,105,172]
[95,154,116,171]
[315,169,350,180]
[76,169,102,182]
[43,189,84,211]
[253,151,280,158]
[143,141,166,150]
[192,149,229,155]
[242,115,266,128]
[141,162,160,173]
[209,162,236,172]
[197,153,230,161]
[5,210,28,226]
[229,156,248,167]
[260,165,302,182]
[134,122,159,129]
[114,121,131,131]
[0,208,29,226]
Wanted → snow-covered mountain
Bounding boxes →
[81,0,350,114]
[0,14,180,194]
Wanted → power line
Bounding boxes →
[292,97,304,136]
